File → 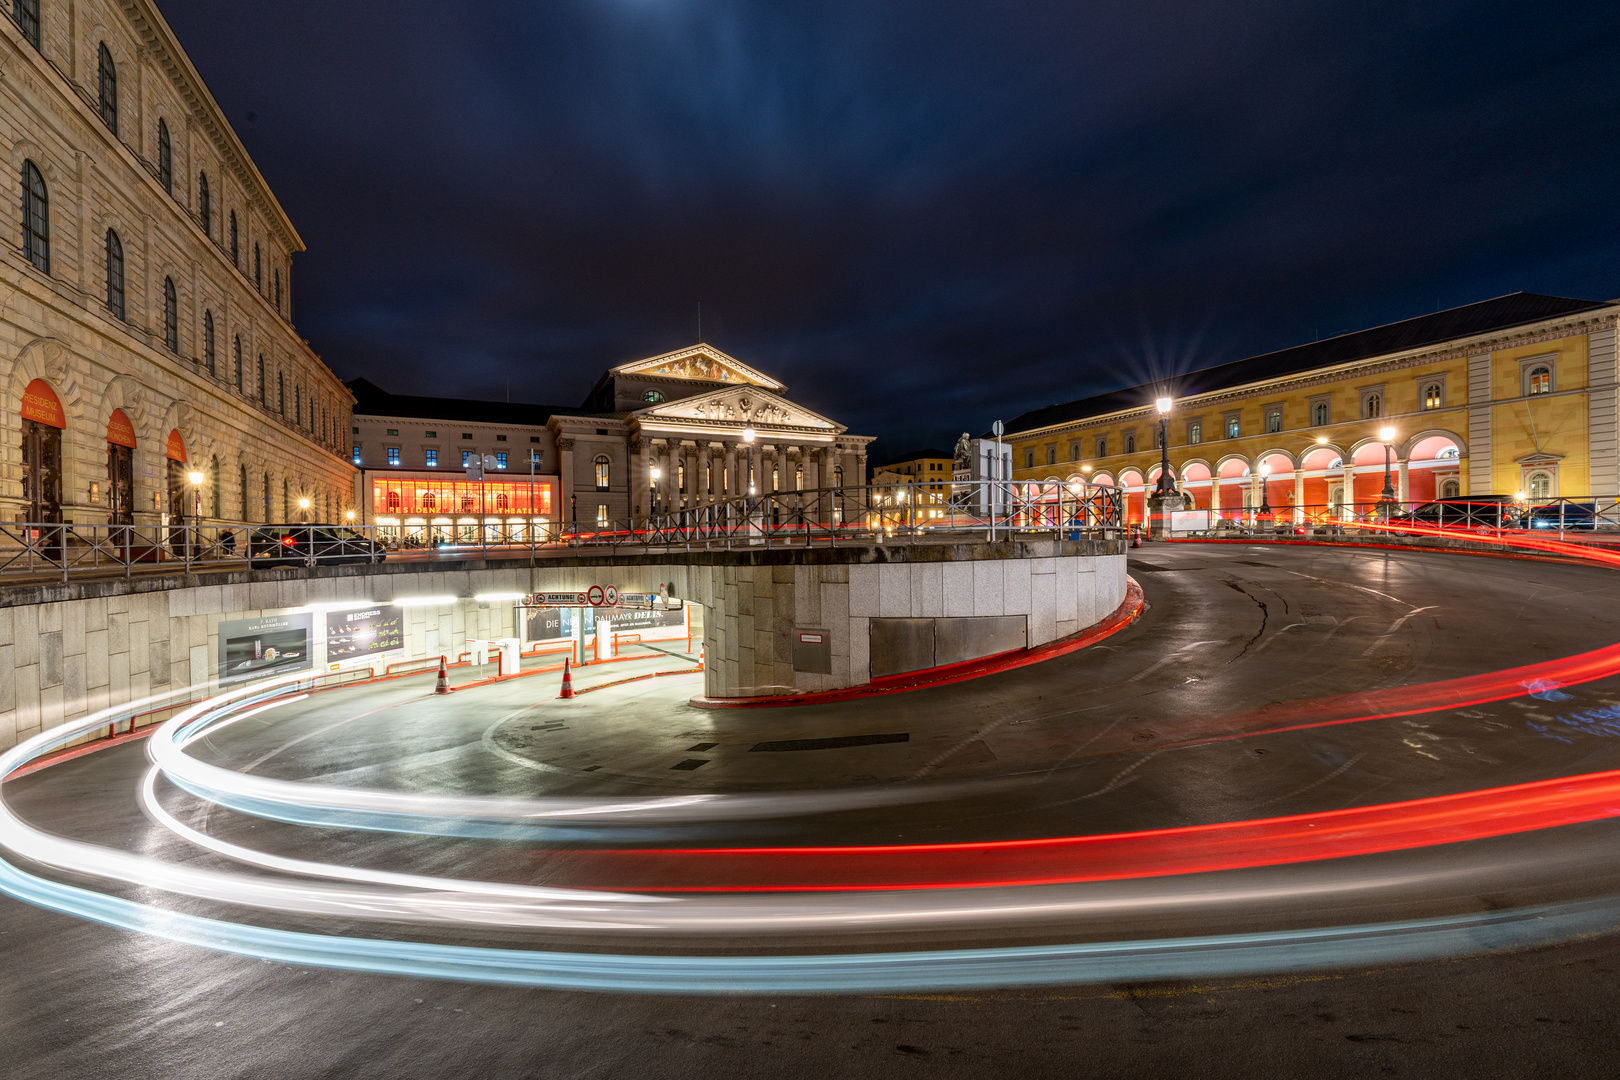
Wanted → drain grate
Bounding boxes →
[670,758,710,770]
[749,733,910,752]
[687,742,718,752]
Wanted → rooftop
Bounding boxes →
[346,378,591,426]
[872,447,956,468]
[995,292,1611,437]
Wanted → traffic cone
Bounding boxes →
[559,657,576,699]
[698,643,705,669]
[434,655,450,694]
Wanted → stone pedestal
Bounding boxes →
[1147,492,1189,538]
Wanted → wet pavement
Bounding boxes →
[6,543,1620,1077]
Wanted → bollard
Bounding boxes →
[559,657,576,699]
[433,655,450,694]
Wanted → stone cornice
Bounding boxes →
[1014,312,1620,440]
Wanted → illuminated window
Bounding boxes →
[594,455,610,490]
[425,430,437,438]
[157,119,172,193]
[352,445,361,465]
[643,388,665,403]
[425,450,437,467]
[386,448,400,466]
[385,490,400,511]
[1423,383,1443,409]
[1266,408,1282,433]
[386,428,399,436]
[495,493,509,510]
[462,451,473,466]
[422,492,437,509]
[21,160,48,273]
[1224,416,1239,439]
[163,277,177,351]
[495,452,508,468]
[1528,366,1552,395]
[678,463,687,493]
[1312,401,1329,426]
[1528,470,1553,499]
[98,44,117,133]
[596,504,609,525]
[1364,393,1382,419]
[1188,422,1202,445]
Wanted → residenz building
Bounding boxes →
[0,0,353,529]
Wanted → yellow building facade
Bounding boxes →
[1001,294,1618,522]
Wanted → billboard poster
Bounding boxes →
[589,606,685,634]
[324,605,404,662]
[524,606,568,642]
[218,613,313,684]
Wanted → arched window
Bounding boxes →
[257,355,265,402]
[198,172,211,237]
[833,465,844,489]
[229,211,238,266]
[1123,432,1136,454]
[203,311,215,374]
[277,370,284,414]
[495,493,509,510]
[274,269,281,311]
[1528,471,1553,500]
[594,455,611,490]
[254,243,261,290]
[1423,383,1442,410]
[162,276,178,351]
[385,490,401,511]
[295,385,302,426]
[21,160,48,274]
[1529,366,1551,395]
[239,463,248,519]
[97,44,118,134]
[157,119,172,193]
[1440,478,1460,499]
[642,388,665,404]
[14,0,40,49]
[421,491,436,510]
[1365,393,1381,418]
[1313,401,1329,426]
[104,228,124,319]
[460,494,475,512]
[233,336,242,390]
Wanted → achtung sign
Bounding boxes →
[523,587,623,608]
[20,379,64,428]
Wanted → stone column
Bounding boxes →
[1397,459,1409,505]
[1340,461,1356,518]
[628,435,645,521]
[557,437,575,532]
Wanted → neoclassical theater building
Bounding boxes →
[351,344,873,539]
[1,0,353,528]
[1002,293,1620,521]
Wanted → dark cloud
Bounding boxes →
[159,0,1620,457]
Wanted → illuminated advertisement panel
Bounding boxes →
[324,605,404,662]
[217,613,313,684]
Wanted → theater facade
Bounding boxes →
[1000,293,1620,522]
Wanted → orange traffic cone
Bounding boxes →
[698,642,705,669]
[434,655,450,694]
[559,657,576,699]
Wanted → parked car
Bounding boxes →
[247,525,386,565]
[1523,501,1598,531]
[1390,496,1523,529]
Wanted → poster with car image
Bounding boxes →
[218,613,313,684]
[324,606,404,661]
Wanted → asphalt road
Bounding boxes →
[7,542,1620,1078]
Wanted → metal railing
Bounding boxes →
[0,483,1126,583]
[1152,496,1620,540]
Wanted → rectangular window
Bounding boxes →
[351,446,361,465]
[495,452,508,468]
[496,434,507,442]
[1266,409,1282,434]
[462,451,473,466]
[386,428,399,436]
[424,450,438,467]
[1188,422,1202,444]
[424,430,436,438]
[386,448,400,466]
[596,504,609,526]
[461,433,473,440]
[1224,415,1241,439]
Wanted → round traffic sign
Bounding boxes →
[586,584,605,606]
[604,586,618,606]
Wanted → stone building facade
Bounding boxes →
[351,344,874,537]
[999,293,1619,521]
[0,0,354,529]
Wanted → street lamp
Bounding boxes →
[186,469,204,520]
[741,427,756,495]
[1257,463,1271,517]
[649,465,661,517]
[1153,396,1174,495]
[1379,426,1397,501]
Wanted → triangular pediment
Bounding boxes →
[611,345,783,391]
[634,385,843,435]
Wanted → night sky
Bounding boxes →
[159,0,1620,461]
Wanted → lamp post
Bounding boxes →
[742,428,756,495]
[1257,463,1271,517]
[1153,396,1174,495]
[649,465,661,521]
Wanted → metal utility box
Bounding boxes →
[792,628,833,674]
